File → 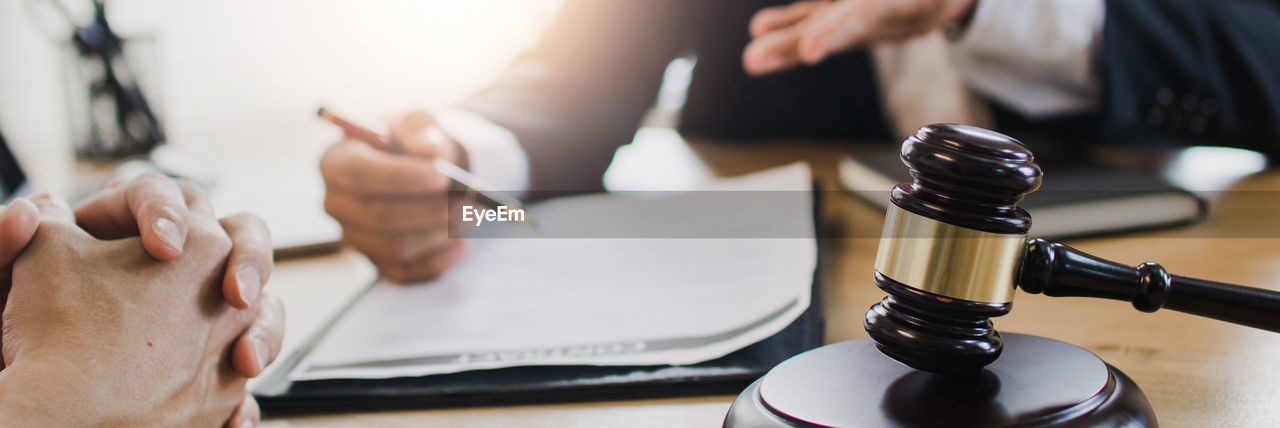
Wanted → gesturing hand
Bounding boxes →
[742,0,976,76]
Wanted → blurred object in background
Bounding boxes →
[42,0,165,160]
[0,130,32,202]
[2,0,563,253]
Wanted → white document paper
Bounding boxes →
[291,163,817,380]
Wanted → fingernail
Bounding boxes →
[238,417,255,428]
[746,58,769,75]
[756,55,774,70]
[152,217,182,251]
[424,125,448,146]
[253,336,270,374]
[803,49,824,65]
[236,265,262,307]
[4,197,33,218]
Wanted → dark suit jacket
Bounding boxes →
[1101,0,1280,155]
[459,0,1280,192]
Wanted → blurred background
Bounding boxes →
[0,0,1270,242]
[0,0,576,250]
[0,0,563,196]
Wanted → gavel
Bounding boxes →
[864,124,1280,375]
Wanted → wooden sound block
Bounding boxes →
[724,333,1155,427]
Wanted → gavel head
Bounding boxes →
[864,124,1043,375]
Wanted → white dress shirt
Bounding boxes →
[432,108,531,196]
[948,0,1105,118]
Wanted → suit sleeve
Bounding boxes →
[456,0,693,194]
[1100,0,1280,154]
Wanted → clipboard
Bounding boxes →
[254,186,825,414]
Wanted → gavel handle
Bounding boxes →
[1019,239,1280,333]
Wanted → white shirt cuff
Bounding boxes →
[947,0,1106,118]
[433,109,531,196]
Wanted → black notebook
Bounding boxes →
[254,165,825,414]
[838,146,1207,239]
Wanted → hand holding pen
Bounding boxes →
[317,107,533,218]
[318,109,477,283]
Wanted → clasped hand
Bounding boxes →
[0,173,284,427]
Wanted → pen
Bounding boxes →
[317,106,536,228]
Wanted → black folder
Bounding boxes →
[254,189,825,415]
[839,143,1207,239]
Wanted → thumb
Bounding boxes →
[0,198,40,269]
[0,197,39,370]
[389,110,442,158]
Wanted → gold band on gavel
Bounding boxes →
[873,204,1028,304]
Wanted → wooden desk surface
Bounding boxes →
[261,139,1280,427]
